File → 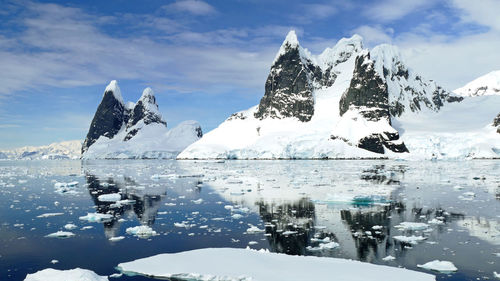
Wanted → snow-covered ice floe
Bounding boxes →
[117,248,435,281]
[24,268,108,281]
[125,225,158,239]
[417,260,458,273]
[45,231,75,239]
[79,213,113,223]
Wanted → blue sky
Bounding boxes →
[0,0,499,149]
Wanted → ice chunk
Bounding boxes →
[382,255,396,261]
[116,248,435,281]
[45,231,75,239]
[109,236,125,242]
[37,213,64,218]
[393,235,427,245]
[97,193,121,202]
[79,213,113,223]
[394,222,429,231]
[417,260,457,273]
[64,223,77,230]
[246,224,265,234]
[24,268,108,281]
[306,241,340,251]
[126,225,158,239]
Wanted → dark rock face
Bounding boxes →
[195,125,203,138]
[340,53,390,122]
[494,113,500,134]
[336,53,408,154]
[254,44,315,122]
[82,90,125,154]
[127,94,166,129]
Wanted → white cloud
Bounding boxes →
[163,0,216,16]
[450,0,500,31]
[351,25,393,47]
[0,1,281,97]
[365,0,437,22]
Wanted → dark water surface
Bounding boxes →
[0,160,499,280]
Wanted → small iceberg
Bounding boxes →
[126,225,158,239]
[45,231,75,239]
[24,268,108,281]
[79,213,113,223]
[417,260,457,273]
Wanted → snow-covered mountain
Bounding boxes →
[82,81,203,159]
[179,31,500,160]
[0,140,82,159]
[454,70,500,97]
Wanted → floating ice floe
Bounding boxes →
[37,213,64,218]
[306,241,340,251]
[24,268,108,281]
[64,223,77,230]
[116,248,435,281]
[494,271,500,279]
[54,181,80,195]
[382,255,396,261]
[417,260,457,273]
[109,236,125,242]
[427,218,444,225]
[394,222,429,231]
[393,235,427,245]
[79,213,113,223]
[126,225,158,239]
[97,193,121,202]
[45,231,75,239]
[246,224,265,234]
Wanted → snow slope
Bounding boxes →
[83,120,202,159]
[179,31,499,160]
[454,70,500,97]
[0,140,81,159]
[117,248,435,281]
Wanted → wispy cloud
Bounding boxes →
[0,1,285,98]
[162,0,216,16]
[364,0,437,22]
[351,25,393,47]
[450,0,500,31]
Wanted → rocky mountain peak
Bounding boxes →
[82,80,126,154]
[254,31,315,122]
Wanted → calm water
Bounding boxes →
[0,160,499,280]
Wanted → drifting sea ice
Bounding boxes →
[393,235,427,245]
[125,225,158,239]
[79,213,113,223]
[417,260,458,273]
[394,222,430,231]
[36,213,64,218]
[97,193,121,202]
[45,231,75,239]
[24,268,108,281]
[116,248,435,281]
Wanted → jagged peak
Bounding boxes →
[315,34,364,70]
[104,80,124,105]
[272,30,311,65]
[135,87,160,116]
[369,44,408,81]
[282,30,300,49]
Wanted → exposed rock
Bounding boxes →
[494,113,500,134]
[124,88,167,141]
[337,52,408,154]
[339,52,390,122]
[370,44,463,117]
[82,81,125,154]
[254,31,315,122]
